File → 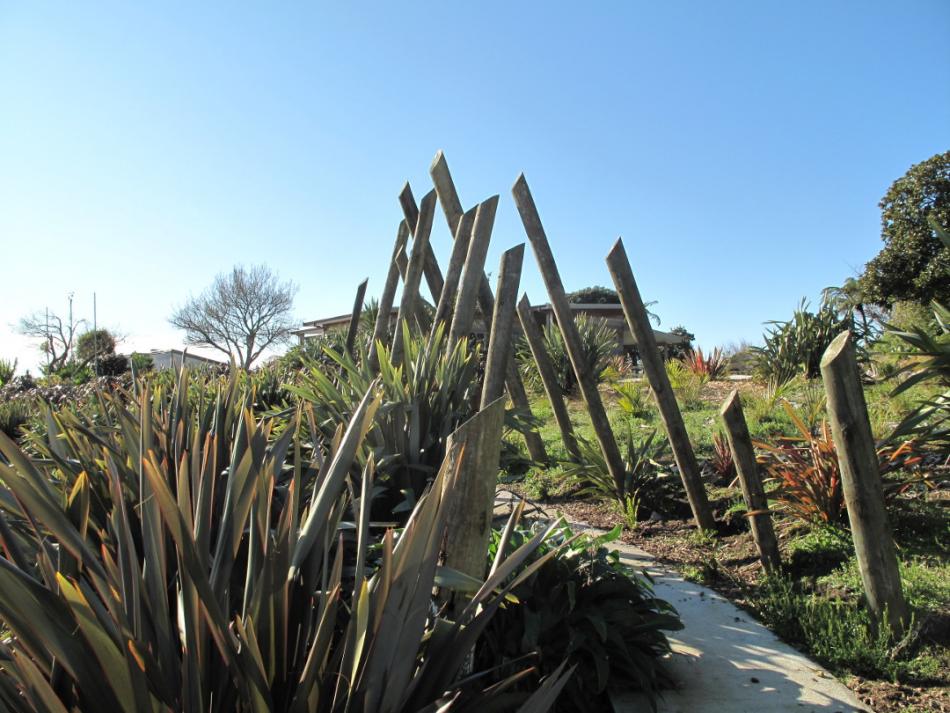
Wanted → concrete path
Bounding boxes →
[492,497,870,712]
[608,540,870,712]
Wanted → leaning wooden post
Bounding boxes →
[517,295,582,462]
[345,278,368,358]
[368,221,409,371]
[449,197,498,344]
[430,206,477,341]
[821,331,909,633]
[720,390,781,571]
[433,153,548,464]
[391,189,437,365]
[513,174,625,494]
[481,245,525,407]
[606,238,715,530]
[399,182,445,303]
[441,397,507,584]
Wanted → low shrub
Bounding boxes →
[517,315,616,396]
[0,400,30,440]
[681,346,729,380]
[0,358,16,386]
[665,359,705,409]
[612,381,653,419]
[479,520,682,712]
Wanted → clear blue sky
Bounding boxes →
[2,1,948,372]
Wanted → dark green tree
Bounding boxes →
[862,151,950,306]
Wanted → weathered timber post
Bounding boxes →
[821,331,909,632]
[391,189,437,365]
[449,196,498,344]
[432,152,548,463]
[720,390,781,571]
[399,182,445,303]
[345,278,368,359]
[517,294,582,462]
[441,397,507,584]
[368,221,409,371]
[512,174,625,493]
[605,238,715,530]
[430,206,477,340]
[481,245,525,407]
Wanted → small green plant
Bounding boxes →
[752,575,907,680]
[0,400,30,440]
[620,489,642,529]
[612,380,653,419]
[665,359,705,409]
[129,351,154,373]
[0,358,16,386]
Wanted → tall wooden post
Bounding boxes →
[821,331,909,632]
[431,207,477,340]
[481,245,525,407]
[512,174,625,493]
[720,390,781,571]
[399,182,445,303]
[433,153,548,464]
[449,197,498,345]
[606,238,715,530]
[392,189,437,365]
[441,398,507,584]
[517,295,582,462]
[368,221,409,371]
[345,278,368,358]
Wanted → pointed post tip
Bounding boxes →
[719,388,741,416]
[820,330,853,368]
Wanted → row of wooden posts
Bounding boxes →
[345,151,908,633]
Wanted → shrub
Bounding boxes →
[756,402,845,524]
[0,370,563,712]
[681,346,729,380]
[129,351,154,373]
[479,520,682,712]
[562,427,672,511]
[517,315,616,395]
[612,380,653,419]
[665,359,705,409]
[709,431,736,482]
[753,299,854,386]
[0,358,16,386]
[0,400,30,440]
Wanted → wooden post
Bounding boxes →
[368,222,409,371]
[433,153,548,464]
[517,295,582,462]
[449,196,498,345]
[481,245,524,407]
[512,174,625,493]
[606,238,715,530]
[821,331,909,632]
[399,182,445,303]
[391,189,437,365]
[441,397,507,583]
[430,206,477,340]
[345,278,368,359]
[720,390,781,571]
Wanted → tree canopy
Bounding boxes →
[169,265,298,369]
[861,150,950,306]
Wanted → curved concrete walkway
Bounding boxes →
[492,496,870,712]
[607,539,870,712]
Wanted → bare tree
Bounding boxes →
[169,265,298,369]
[18,295,85,373]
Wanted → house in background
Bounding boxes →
[147,349,228,371]
[296,302,687,358]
